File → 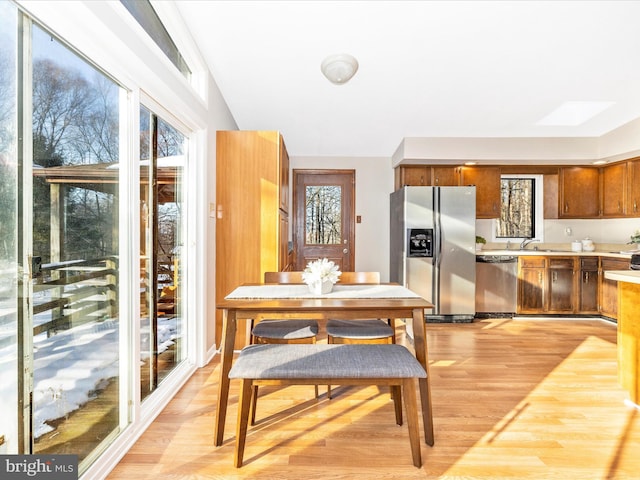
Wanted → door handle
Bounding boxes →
[343,248,348,254]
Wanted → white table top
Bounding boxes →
[225,284,422,300]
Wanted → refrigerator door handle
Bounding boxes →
[433,187,442,314]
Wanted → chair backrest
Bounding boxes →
[264,271,304,284]
[338,271,380,284]
[264,271,380,285]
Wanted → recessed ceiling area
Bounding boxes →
[175,1,640,158]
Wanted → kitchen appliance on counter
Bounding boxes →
[631,254,640,270]
[475,254,518,315]
[390,186,476,322]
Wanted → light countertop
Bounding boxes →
[604,270,640,284]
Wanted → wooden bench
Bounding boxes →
[228,343,428,468]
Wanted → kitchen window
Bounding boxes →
[495,175,544,242]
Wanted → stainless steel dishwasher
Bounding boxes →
[475,255,518,315]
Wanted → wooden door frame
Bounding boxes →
[292,169,355,271]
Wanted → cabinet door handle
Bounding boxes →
[552,271,557,283]
[584,272,589,283]
[564,203,569,213]
[618,201,621,212]
[538,272,542,284]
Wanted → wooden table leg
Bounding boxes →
[411,307,434,446]
[214,308,237,446]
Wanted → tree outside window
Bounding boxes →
[496,178,535,239]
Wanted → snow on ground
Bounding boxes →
[0,307,179,438]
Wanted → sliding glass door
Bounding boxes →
[139,105,186,400]
[1,3,191,474]
[29,22,123,462]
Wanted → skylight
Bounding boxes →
[536,101,615,126]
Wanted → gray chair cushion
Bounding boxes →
[252,319,319,340]
[229,344,427,379]
[326,319,393,339]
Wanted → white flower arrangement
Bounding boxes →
[630,229,640,244]
[302,258,341,294]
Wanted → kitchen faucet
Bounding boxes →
[520,238,539,250]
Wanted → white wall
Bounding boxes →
[476,217,640,248]
[290,156,394,281]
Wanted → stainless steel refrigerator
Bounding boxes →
[390,186,476,322]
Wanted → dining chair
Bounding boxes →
[249,271,320,424]
[325,271,396,398]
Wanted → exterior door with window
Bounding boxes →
[293,170,355,271]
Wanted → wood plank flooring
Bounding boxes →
[107,318,640,479]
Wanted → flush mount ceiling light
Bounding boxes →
[321,53,359,85]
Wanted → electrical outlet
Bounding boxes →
[565,227,572,236]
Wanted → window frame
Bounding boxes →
[493,174,544,243]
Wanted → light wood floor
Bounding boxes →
[108,318,640,479]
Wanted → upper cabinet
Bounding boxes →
[396,165,430,187]
[627,159,640,217]
[432,166,458,186]
[558,167,600,218]
[395,158,640,220]
[601,162,627,217]
[458,166,501,218]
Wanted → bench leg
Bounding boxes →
[234,378,254,468]
[391,385,402,425]
[250,385,259,425]
[402,378,422,468]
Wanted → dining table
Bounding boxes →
[214,283,435,447]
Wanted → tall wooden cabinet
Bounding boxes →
[215,130,290,348]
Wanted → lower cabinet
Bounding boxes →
[517,255,628,318]
[600,257,631,319]
[547,257,575,313]
[578,258,599,313]
[517,256,545,313]
[518,256,576,314]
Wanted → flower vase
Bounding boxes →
[309,279,333,295]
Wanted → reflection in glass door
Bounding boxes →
[28,23,123,465]
[139,105,185,400]
[0,0,19,454]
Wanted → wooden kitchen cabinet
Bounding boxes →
[628,158,640,217]
[600,257,631,320]
[432,166,458,186]
[518,255,577,314]
[601,162,627,217]
[459,166,501,218]
[517,256,546,313]
[216,130,290,348]
[547,257,576,313]
[559,167,600,218]
[578,257,599,314]
[396,165,431,187]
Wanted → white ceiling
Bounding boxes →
[175,1,640,158]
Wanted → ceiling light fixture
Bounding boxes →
[321,53,359,85]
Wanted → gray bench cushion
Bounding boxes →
[229,344,427,380]
[251,319,319,340]
[326,319,393,339]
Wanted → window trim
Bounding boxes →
[493,174,544,243]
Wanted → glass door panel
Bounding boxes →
[30,23,122,463]
[140,106,185,400]
[0,0,19,453]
